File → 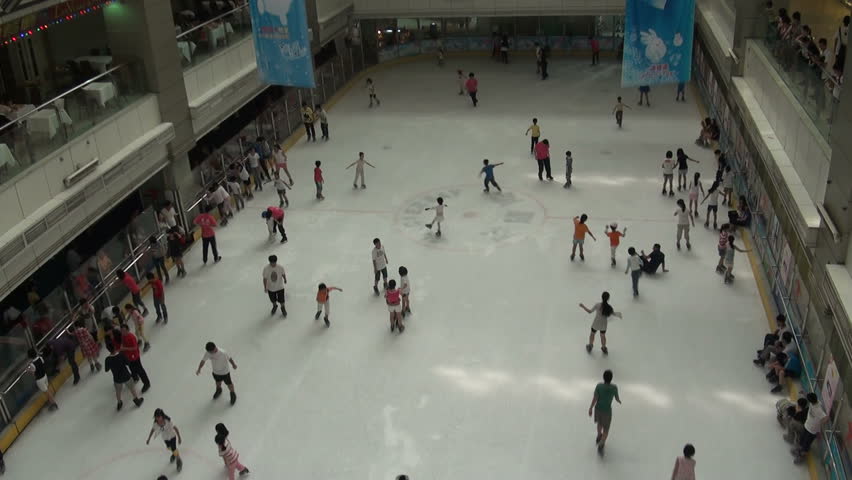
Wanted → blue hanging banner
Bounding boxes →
[621,0,695,87]
[249,0,316,88]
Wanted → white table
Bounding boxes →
[177,40,197,63]
[82,82,116,107]
[27,109,59,139]
[207,23,233,48]
[74,56,113,73]
[0,144,17,169]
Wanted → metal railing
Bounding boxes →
[175,3,252,69]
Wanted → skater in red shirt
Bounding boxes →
[193,206,221,264]
[534,139,553,181]
[465,73,479,107]
[120,323,150,392]
[116,269,148,316]
[314,161,325,200]
[262,206,288,243]
[145,272,168,324]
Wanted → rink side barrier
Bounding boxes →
[691,83,820,480]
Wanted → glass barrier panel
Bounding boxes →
[3,370,38,420]
[29,287,69,345]
[177,5,253,70]
[0,62,148,190]
[0,323,31,384]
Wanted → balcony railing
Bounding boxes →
[0,62,147,188]
[176,4,253,70]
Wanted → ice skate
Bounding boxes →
[315,311,321,320]
[586,344,593,353]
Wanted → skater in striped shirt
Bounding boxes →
[215,424,249,479]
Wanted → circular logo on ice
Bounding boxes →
[395,186,546,252]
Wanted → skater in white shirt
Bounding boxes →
[196,342,238,405]
[399,266,411,316]
[425,197,447,237]
[346,152,375,189]
[146,408,184,473]
[372,238,389,295]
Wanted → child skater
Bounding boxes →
[145,272,168,324]
[367,78,381,107]
[661,151,675,196]
[227,176,244,211]
[125,304,151,352]
[716,223,731,273]
[525,118,541,154]
[146,408,183,472]
[675,148,699,192]
[457,69,465,95]
[346,152,375,189]
[480,159,503,193]
[425,197,447,237]
[564,150,574,188]
[571,214,596,261]
[71,319,101,372]
[605,223,627,267]
[721,165,734,205]
[273,143,293,185]
[214,424,249,479]
[723,235,750,284]
[314,161,325,200]
[386,279,404,333]
[274,172,291,207]
[580,291,622,355]
[674,199,695,251]
[315,283,342,328]
[399,266,411,317]
[688,172,705,218]
[701,181,721,229]
[671,444,696,480]
[612,96,631,128]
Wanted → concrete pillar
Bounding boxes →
[732,0,768,76]
[101,0,195,196]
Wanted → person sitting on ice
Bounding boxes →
[754,315,789,365]
[639,244,668,274]
[728,195,752,229]
[766,349,802,394]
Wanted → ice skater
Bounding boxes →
[315,283,342,328]
[146,408,183,472]
[145,272,168,325]
[301,102,316,142]
[612,96,630,128]
[675,148,699,192]
[564,150,574,188]
[722,235,750,284]
[386,279,404,333]
[71,320,101,372]
[625,247,643,296]
[676,82,687,102]
[638,84,651,106]
[227,176,244,211]
[674,199,695,251]
[661,151,675,196]
[166,227,187,278]
[193,206,222,264]
[104,343,143,410]
[425,197,447,236]
[262,255,287,317]
[687,172,705,218]
[580,291,622,355]
[534,139,553,181]
[525,118,541,154]
[125,304,151,352]
[465,72,478,107]
[367,78,381,107]
[274,172,291,207]
[399,266,411,316]
[457,69,465,95]
[721,165,734,205]
[27,348,58,411]
[571,214,596,261]
[262,206,288,243]
[197,342,238,405]
[701,180,721,229]
[605,223,627,267]
[273,143,293,185]
[149,235,169,283]
[715,224,730,273]
[671,444,697,480]
[214,424,249,479]
[315,103,329,140]
[589,369,621,455]
[480,159,503,193]
[314,161,325,200]
[346,152,375,189]
[117,269,148,316]
[372,238,389,295]
[119,323,150,392]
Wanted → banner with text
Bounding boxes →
[250,0,315,88]
[622,0,695,87]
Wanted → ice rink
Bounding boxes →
[6,57,809,480]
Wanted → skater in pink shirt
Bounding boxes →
[465,73,478,107]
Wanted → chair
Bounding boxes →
[52,98,73,135]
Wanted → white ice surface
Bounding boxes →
[6,57,807,480]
